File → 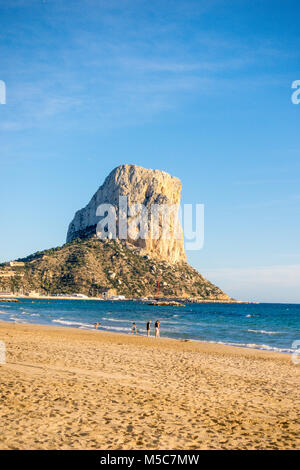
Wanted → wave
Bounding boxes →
[9,315,26,324]
[101,317,181,327]
[21,311,40,316]
[101,317,130,323]
[52,319,132,332]
[246,314,260,318]
[247,329,283,335]
[52,319,94,329]
[100,325,131,332]
[204,340,294,354]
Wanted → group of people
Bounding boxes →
[131,319,160,338]
[94,320,160,337]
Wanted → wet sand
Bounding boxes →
[0,321,299,449]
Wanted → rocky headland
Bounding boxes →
[0,165,234,301]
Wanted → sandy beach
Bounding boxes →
[0,321,299,450]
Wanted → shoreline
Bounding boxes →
[0,295,253,303]
[0,318,293,356]
[0,320,299,449]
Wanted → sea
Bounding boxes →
[0,299,299,354]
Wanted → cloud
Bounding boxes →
[204,265,300,287]
[234,179,300,186]
[115,57,250,73]
[235,194,300,210]
[202,265,300,303]
[0,0,293,132]
[0,79,84,131]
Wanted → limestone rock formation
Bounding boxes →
[67,164,186,264]
[0,164,234,300]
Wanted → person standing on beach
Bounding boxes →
[155,320,160,338]
[94,322,101,330]
[131,322,137,335]
[146,320,152,337]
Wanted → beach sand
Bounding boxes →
[0,321,299,450]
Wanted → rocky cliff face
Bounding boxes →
[67,164,186,264]
[0,164,233,301]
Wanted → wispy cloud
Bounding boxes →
[0,0,294,132]
[204,264,300,287]
[202,265,300,302]
[114,56,251,73]
[235,194,300,210]
[234,178,300,185]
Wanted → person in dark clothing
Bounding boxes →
[146,320,152,337]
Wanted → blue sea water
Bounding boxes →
[0,299,299,353]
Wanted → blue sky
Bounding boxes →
[0,0,300,302]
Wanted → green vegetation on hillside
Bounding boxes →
[0,237,230,300]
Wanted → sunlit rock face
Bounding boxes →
[66,164,186,264]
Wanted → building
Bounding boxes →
[0,291,14,297]
[0,271,15,277]
[0,271,24,278]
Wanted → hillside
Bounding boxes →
[0,237,232,301]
